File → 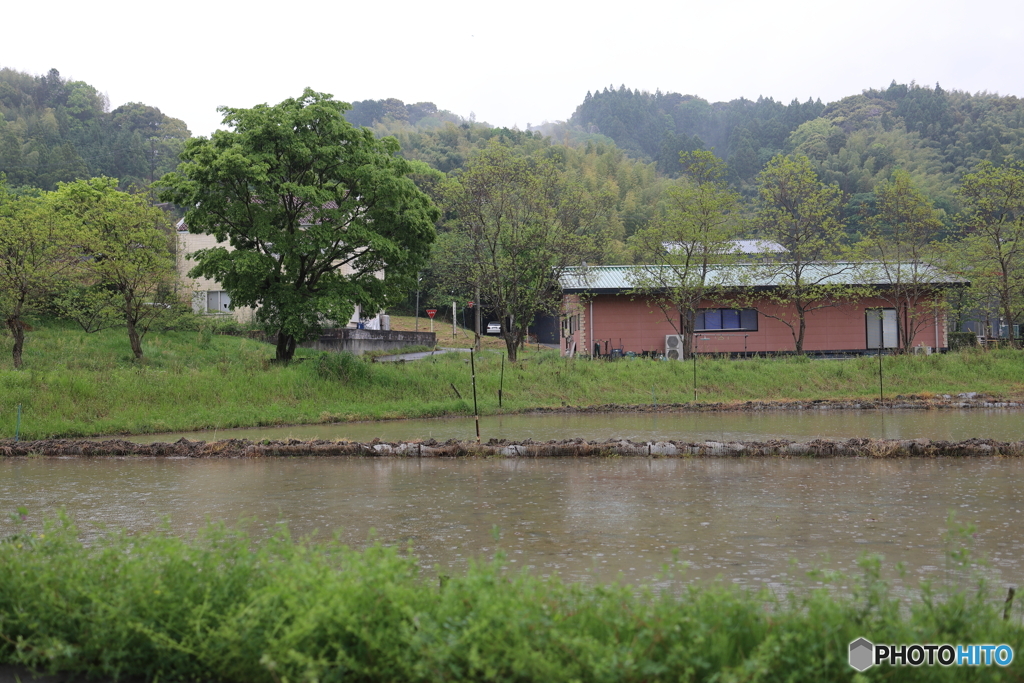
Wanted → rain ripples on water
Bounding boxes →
[2,456,1022,592]
[112,407,1024,444]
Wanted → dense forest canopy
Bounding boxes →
[0,69,1019,244]
[4,67,1023,263]
[569,85,825,178]
[0,67,190,191]
[5,65,1024,218]
[568,83,1024,209]
[343,98,464,130]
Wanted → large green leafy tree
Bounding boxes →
[440,143,592,361]
[750,154,852,354]
[0,182,83,368]
[52,178,178,360]
[957,161,1024,346]
[627,151,743,358]
[158,89,439,361]
[859,170,948,351]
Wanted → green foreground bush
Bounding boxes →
[1,515,1022,682]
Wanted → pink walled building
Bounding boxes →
[559,265,962,358]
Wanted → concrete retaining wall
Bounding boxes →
[3,437,1022,459]
[273,328,436,355]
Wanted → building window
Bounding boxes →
[693,308,758,332]
[865,308,898,349]
[207,290,232,313]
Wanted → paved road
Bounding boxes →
[375,343,560,362]
[373,347,471,362]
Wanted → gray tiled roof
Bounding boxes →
[560,262,967,292]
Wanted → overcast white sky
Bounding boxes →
[5,0,1023,137]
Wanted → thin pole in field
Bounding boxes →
[15,403,22,442]
[499,353,505,408]
[692,336,698,402]
[474,285,481,352]
[471,349,480,443]
[874,309,884,404]
[878,339,884,404]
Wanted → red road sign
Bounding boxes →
[426,309,436,319]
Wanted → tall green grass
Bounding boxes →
[1,320,1022,438]
[0,513,1021,682]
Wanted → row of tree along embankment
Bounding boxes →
[3,437,1022,458]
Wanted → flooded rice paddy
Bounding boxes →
[3,454,1023,592]
[116,406,1024,444]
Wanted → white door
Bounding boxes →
[866,309,898,349]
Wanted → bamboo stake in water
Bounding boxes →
[692,339,698,402]
[878,338,884,404]
[471,350,480,443]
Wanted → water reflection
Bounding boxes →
[110,408,1024,444]
[2,457,1021,592]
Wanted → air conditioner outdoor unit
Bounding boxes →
[665,334,684,360]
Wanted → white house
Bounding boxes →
[175,219,372,326]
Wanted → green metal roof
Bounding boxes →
[560,263,967,293]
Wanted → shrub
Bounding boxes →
[1,515,1022,682]
[949,331,977,350]
[312,351,370,383]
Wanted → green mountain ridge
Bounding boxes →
[4,66,1024,221]
[567,82,1024,204]
[0,67,190,191]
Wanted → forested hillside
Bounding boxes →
[365,114,667,261]
[0,68,189,190]
[568,86,825,178]
[569,82,1024,209]
[343,98,463,130]
[354,83,1024,250]
[5,67,1024,212]
[792,83,1024,209]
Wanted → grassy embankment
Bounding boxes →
[1,318,1022,439]
[1,513,1021,682]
